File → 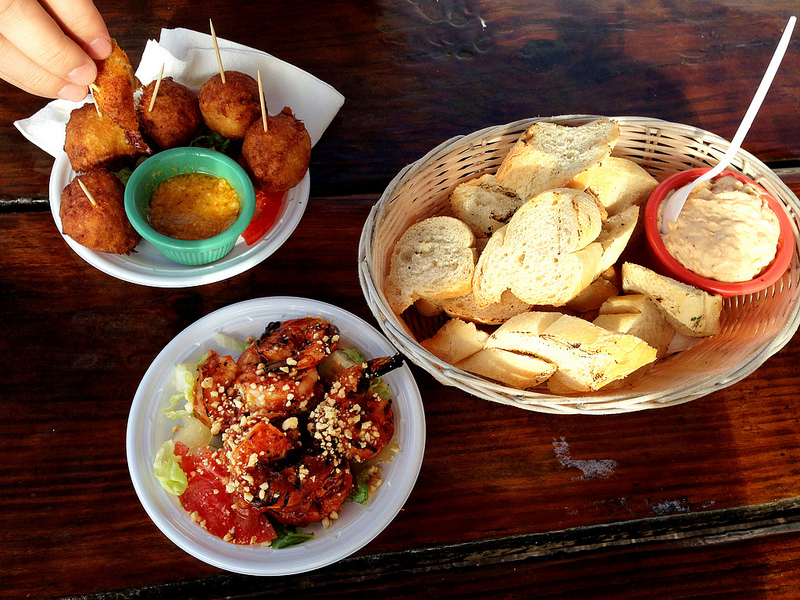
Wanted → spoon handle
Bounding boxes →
[661,15,796,234]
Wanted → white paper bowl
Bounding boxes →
[126,297,426,575]
[49,154,309,288]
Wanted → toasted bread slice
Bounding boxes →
[568,156,658,216]
[495,119,620,201]
[420,317,489,364]
[449,173,523,238]
[472,189,605,307]
[456,347,556,389]
[594,293,675,358]
[487,312,657,392]
[385,216,477,314]
[621,262,722,337]
[440,290,533,325]
[594,204,639,275]
[565,275,619,313]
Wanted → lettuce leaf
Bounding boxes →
[153,440,188,496]
[270,523,314,549]
[213,331,249,353]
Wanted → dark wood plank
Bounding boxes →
[2,0,800,200]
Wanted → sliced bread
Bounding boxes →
[486,311,658,392]
[440,290,533,325]
[449,173,523,238]
[420,317,489,364]
[456,347,556,389]
[621,262,722,337]
[472,189,605,307]
[495,119,620,201]
[594,293,675,358]
[594,204,639,275]
[568,156,658,216]
[385,216,477,314]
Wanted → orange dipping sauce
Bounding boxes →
[148,173,240,241]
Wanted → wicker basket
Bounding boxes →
[358,115,800,414]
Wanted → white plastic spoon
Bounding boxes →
[661,15,796,234]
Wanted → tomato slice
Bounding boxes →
[174,442,276,545]
[242,190,285,245]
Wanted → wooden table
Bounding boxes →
[3,2,800,598]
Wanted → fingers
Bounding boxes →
[0,0,111,99]
[40,0,111,59]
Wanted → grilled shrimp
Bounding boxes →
[234,363,323,415]
[247,317,340,371]
[193,350,242,434]
[308,355,402,463]
[251,450,353,527]
[222,413,302,508]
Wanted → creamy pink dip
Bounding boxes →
[658,175,780,282]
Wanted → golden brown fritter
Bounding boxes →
[59,169,141,254]
[199,71,261,140]
[137,77,202,150]
[64,103,147,173]
[91,39,148,151]
[242,107,311,192]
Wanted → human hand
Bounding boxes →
[0,0,112,100]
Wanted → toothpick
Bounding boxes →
[77,178,97,207]
[210,19,226,83]
[89,84,102,116]
[148,63,165,112]
[257,70,268,132]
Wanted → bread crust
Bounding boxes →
[472,189,605,307]
[495,119,620,201]
[385,216,477,314]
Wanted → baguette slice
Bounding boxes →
[420,318,489,364]
[449,173,523,237]
[621,262,722,337]
[496,119,620,201]
[594,293,675,358]
[440,290,533,325]
[385,216,477,314]
[565,275,619,313]
[487,312,657,392]
[594,204,639,275]
[472,189,604,307]
[456,347,556,389]
[568,156,658,216]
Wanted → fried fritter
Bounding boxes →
[91,39,148,151]
[242,107,311,192]
[199,71,261,140]
[64,103,147,173]
[59,169,140,254]
[137,77,202,150]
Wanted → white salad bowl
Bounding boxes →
[126,296,425,576]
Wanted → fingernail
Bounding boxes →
[88,37,113,59]
[57,82,88,102]
[67,63,96,86]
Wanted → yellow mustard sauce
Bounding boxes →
[148,173,241,241]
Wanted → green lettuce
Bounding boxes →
[153,440,188,496]
[270,523,314,549]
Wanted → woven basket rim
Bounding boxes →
[358,115,800,414]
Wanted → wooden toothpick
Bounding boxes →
[148,64,165,112]
[257,70,268,132]
[77,178,97,207]
[210,19,226,83]
[89,84,102,117]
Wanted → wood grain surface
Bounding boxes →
[2,1,800,598]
